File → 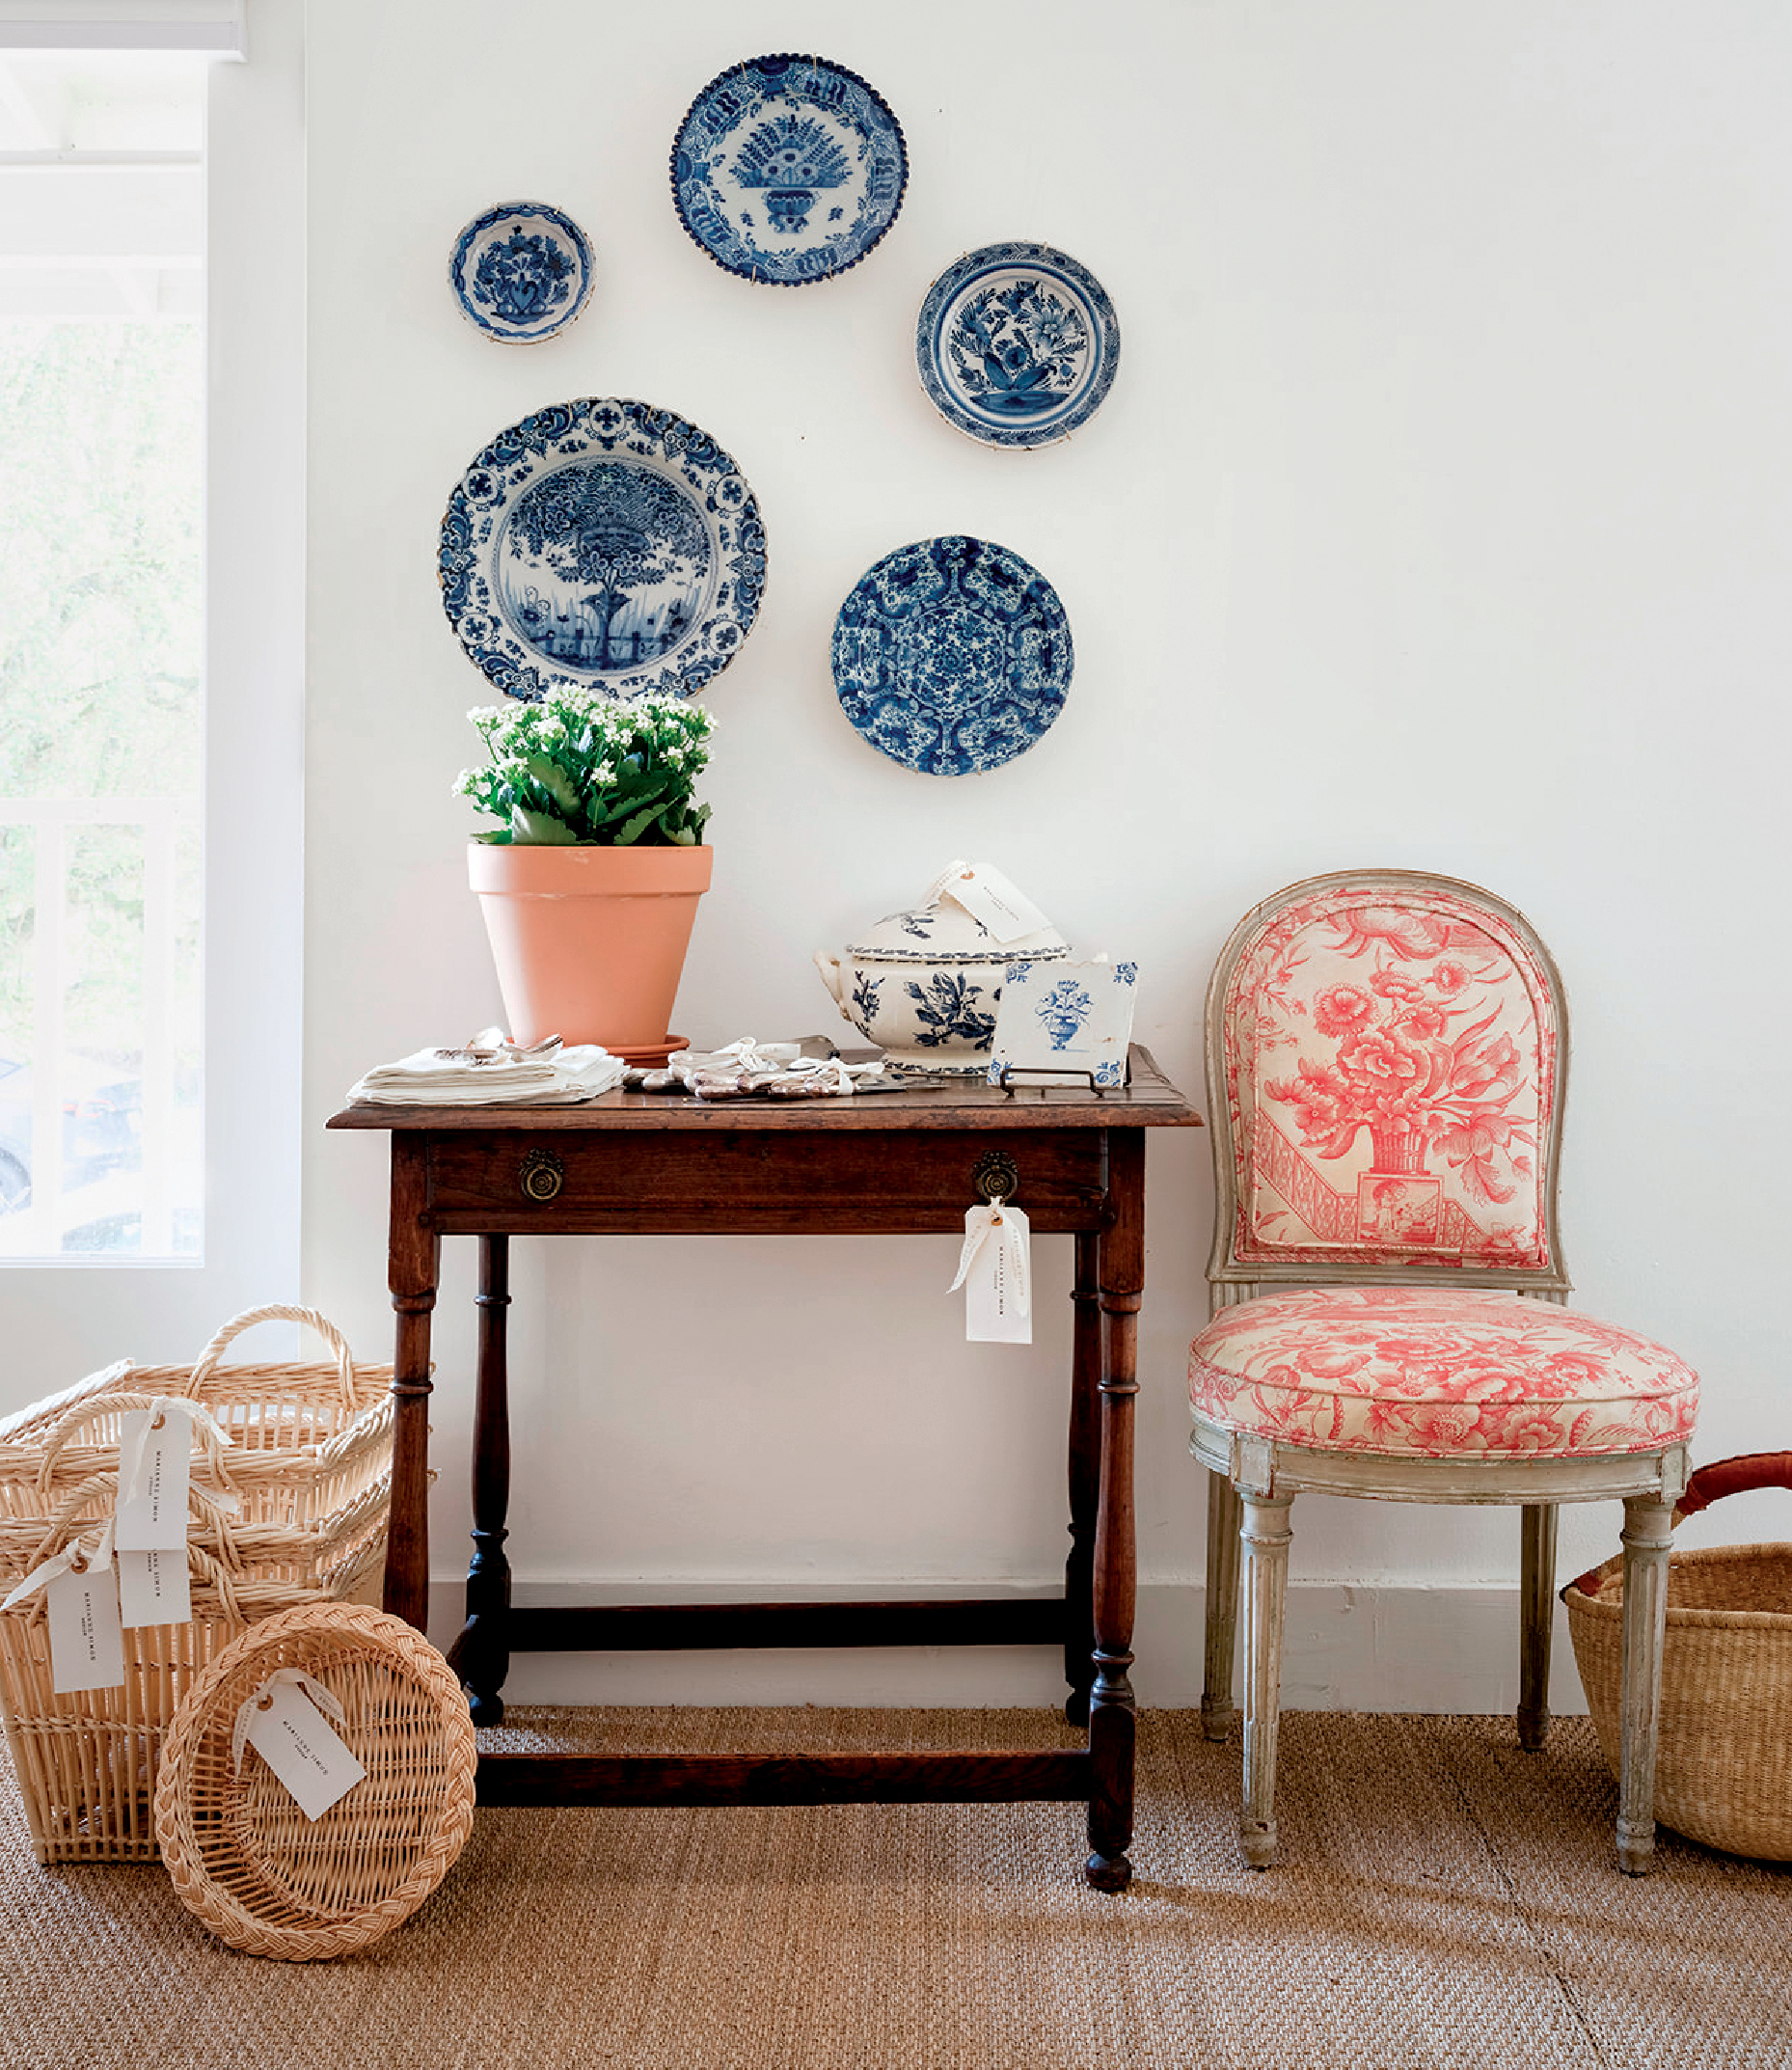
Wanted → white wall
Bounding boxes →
[301,0,1792,1706]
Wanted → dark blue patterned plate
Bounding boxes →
[449,203,594,344]
[831,536,1073,776]
[671,54,907,286]
[439,398,768,702]
[916,243,1120,448]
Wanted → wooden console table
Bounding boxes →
[327,1046,1198,1890]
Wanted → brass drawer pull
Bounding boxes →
[972,1151,1018,1203]
[519,1148,564,1203]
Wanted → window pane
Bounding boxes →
[0,319,203,1258]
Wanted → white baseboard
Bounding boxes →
[424,1578,1590,1715]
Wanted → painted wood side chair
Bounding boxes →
[1188,869,1698,1875]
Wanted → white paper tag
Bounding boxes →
[114,1406,192,1552]
[937,862,1054,945]
[243,1680,367,1821]
[954,1203,1033,1344]
[117,1547,192,1629]
[47,1561,125,1694]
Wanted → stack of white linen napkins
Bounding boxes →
[347,1030,627,1107]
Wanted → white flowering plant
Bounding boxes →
[453,689,716,846]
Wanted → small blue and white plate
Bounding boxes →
[671,53,908,286]
[439,397,768,702]
[916,243,1120,449]
[450,203,594,344]
[830,536,1072,776]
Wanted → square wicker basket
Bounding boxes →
[0,1307,394,1865]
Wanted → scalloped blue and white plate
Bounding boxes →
[916,243,1120,449]
[438,398,768,702]
[831,536,1072,776]
[449,203,594,344]
[671,54,907,286]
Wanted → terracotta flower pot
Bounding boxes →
[468,842,713,1062]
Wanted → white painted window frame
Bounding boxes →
[0,0,302,1377]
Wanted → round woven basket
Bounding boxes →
[1564,1452,1792,1861]
[152,1602,476,1960]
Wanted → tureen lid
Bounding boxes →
[847,862,1070,965]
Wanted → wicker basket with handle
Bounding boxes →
[153,1602,475,1961]
[0,1307,394,1866]
[1563,1452,1792,1860]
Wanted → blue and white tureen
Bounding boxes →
[814,868,1069,1073]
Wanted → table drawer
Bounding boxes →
[423,1127,1113,1236]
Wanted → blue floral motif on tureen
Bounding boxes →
[671,54,908,286]
[450,204,594,343]
[438,397,767,703]
[831,536,1072,776]
[905,972,997,1049]
[916,243,1120,449]
[850,969,883,1028]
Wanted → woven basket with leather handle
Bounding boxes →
[1564,1452,1792,1860]
[153,1602,475,1960]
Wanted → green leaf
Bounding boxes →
[509,805,579,845]
[471,828,513,845]
[524,753,584,822]
[613,802,668,845]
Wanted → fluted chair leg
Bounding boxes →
[1518,1502,1558,1752]
[1239,1491,1293,1868]
[1616,1492,1674,1874]
[1202,1470,1242,1742]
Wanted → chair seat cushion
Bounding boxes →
[1188,1287,1697,1459]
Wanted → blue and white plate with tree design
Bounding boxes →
[916,243,1120,449]
[449,203,594,344]
[831,535,1072,776]
[438,398,768,702]
[670,54,907,286]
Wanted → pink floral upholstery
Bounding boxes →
[1219,883,1560,1270]
[1189,1288,1698,1460]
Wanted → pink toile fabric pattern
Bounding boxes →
[1188,1287,1698,1460]
[1220,883,1560,1270]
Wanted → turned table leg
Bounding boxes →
[457,1233,513,1725]
[384,1133,439,1634]
[1064,1232,1101,1728]
[1086,1129,1143,1893]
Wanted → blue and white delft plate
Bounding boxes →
[449,203,594,344]
[916,243,1120,449]
[670,53,908,286]
[831,536,1072,776]
[439,398,768,702]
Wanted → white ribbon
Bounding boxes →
[231,1669,350,1779]
[116,1398,235,1513]
[1,1518,115,1614]
[948,1203,1031,1317]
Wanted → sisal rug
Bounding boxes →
[0,1707,1787,2070]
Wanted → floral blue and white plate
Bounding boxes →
[830,536,1072,776]
[670,54,907,286]
[449,203,594,344]
[439,398,768,702]
[916,243,1120,449]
